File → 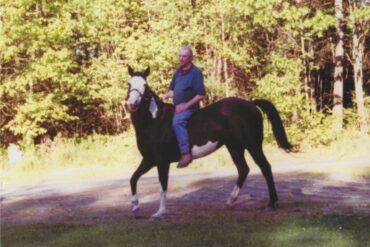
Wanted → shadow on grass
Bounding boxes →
[2,171,370,224]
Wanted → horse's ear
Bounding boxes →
[128,66,134,77]
[143,67,150,78]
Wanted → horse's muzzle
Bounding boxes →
[127,103,139,112]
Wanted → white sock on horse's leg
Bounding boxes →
[151,186,167,220]
[131,194,139,212]
[226,185,240,206]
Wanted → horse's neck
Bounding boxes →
[149,89,160,102]
[132,104,151,130]
[131,86,175,137]
[131,96,172,131]
[131,96,159,130]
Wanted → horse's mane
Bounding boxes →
[147,86,174,118]
[145,86,176,144]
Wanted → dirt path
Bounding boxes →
[2,158,370,226]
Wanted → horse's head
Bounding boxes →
[126,66,150,112]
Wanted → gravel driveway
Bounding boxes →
[2,158,370,226]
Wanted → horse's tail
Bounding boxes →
[253,99,293,152]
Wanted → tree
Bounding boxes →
[333,0,345,131]
[0,0,132,145]
[278,1,335,111]
[1,0,80,145]
[1,0,369,147]
[348,0,370,135]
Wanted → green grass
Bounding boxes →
[0,131,143,185]
[0,130,237,185]
[353,167,370,178]
[2,215,370,247]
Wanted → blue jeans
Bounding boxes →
[172,109,196,153]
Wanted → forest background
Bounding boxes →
[0,0,369,180]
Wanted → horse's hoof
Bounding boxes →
[226,197,237,208]
[150,215,161,221]
[268,202,277,210]
[132,206,140,218]
[226,201,235,208]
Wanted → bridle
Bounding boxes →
[126,85,152,101]
[127,88,144,99]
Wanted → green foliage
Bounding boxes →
[0,0,133,145]
[348,4,370,28]
[0,0,368,147]
[280,4,336,38]
[292,113,338,146]
[7,94,76,146]
[251,53,342,145]
[252,54,305,121]
[306,10,337,38]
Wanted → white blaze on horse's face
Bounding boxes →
[127,76,147,112]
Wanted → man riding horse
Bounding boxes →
[162,46,206,168]
[126,48,293,220]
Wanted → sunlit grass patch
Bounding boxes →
[352,167,370,178]
[268,220,353,247]
[0,131,142,185]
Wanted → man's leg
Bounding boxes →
[172,109,194,168]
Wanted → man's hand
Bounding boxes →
[161,90,173,101]
[175,94,205,114]
[159,94,167,101]
[175,103,188,113]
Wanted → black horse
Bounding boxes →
[126,66,293,220]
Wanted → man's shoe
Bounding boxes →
[177,153,192,168]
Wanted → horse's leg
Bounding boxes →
[151,162,170,220]
[226,144,250,206]
[130,158,153,216]
[249,147,278,209]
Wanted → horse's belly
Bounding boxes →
[191,141,219,159]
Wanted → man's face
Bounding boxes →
[179,49,192,68]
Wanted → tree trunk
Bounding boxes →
[300,32,311,113]
[350,1,369,135]
[211,50,218,80]
[217,56,222,82]
[333,0,345,131]
[220,10,230,96]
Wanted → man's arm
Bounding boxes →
[175,94,205,113]
[161,90,174,100]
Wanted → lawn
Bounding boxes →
[2,132,370,247]
[2,215,369,247]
